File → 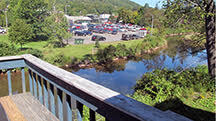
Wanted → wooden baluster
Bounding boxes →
[57,88,63,121]
[28,69,33,95]
[43,79,49,109]
[32,72,38,99]
[89,109,96,121]
[21,67,26,93]
[37,75,43,104]
[48,83,56,116]
[65,94,72,121]
[71,97,78,121]
[7,70,12,95]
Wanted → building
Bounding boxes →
[99,14,111,23]
[65,15,92,24]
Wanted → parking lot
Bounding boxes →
[66,31,136,45]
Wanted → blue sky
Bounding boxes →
[130,0,164,8]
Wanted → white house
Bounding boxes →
[99,14,111,23]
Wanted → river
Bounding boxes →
[72,37,207,95]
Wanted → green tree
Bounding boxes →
[10,0,48,41]
[43,12,71,44]
[8,19,33,49]
[164,0,215,78]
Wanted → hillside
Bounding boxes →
[54,0,140,15]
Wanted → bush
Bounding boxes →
[131,65,215,121]
[96,45,116,63]
[115,44,128,58]
[18,48,43,58]
[0,42,17,56]
[51,53,69,65]
[133,65,214,109]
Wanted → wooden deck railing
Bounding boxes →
[0,54,192,121]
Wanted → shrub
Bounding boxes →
[115,44,128,58]
[47,53,69,66]
[0,42,17,56]
[134,65,214,103]
[96,45,116,63]
[18,48,43,58]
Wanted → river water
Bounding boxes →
[72,37,207,95]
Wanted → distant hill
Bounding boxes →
[55,0,141,15]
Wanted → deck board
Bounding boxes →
[0,96,26,121]
[0,93,59,121]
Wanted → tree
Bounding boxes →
[9,0,48,41]
[43,12,71,44]
[8,19,33,49]
[164,0,215,78]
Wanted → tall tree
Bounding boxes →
[164,0,215,78]
[9,0,48,41]
[8,19,33,49]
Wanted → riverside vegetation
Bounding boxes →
[131,65,215,121]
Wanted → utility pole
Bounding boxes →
[5,5,8,30]
[150,14,154,36]
[65,5,70,15]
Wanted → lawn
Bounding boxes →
[0,34,145,59]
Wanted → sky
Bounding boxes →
[130,0,164,8]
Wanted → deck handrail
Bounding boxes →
[0,54,191,121]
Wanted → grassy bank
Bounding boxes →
[0,34,166,66]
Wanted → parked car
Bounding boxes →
[91,35,106,41]
[131,34,141,39]
[111,30,118,35]
[122,34,132,40]
[82,30,92,35]
[74,31,86,36]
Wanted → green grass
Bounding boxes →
[0,34,165,63]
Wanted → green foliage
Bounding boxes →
[8,19,33,48]
[18,48,43,58]
[43,12,71,42]
[45,40,66,48]
[132,65,214,113]
[163,0,207,33]
[46,53,69,66]
[9,0,48,41]
[57,0,140,16]
[94,39,100,48]
[96,45,116,63]
[0,41,16,56]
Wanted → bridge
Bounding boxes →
[0,54,191,121]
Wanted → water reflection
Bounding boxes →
[0,71,30,97]
[72,38,207,95]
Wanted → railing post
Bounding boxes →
[37,75,43,104]
[48,83,56,116]
[7,70,12,95]
[28,69,33,95]
[64,94,72,121]
[21,67,26,93]
[43,79,49,109]
[32,72,38,99]
[57,88,63,121]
